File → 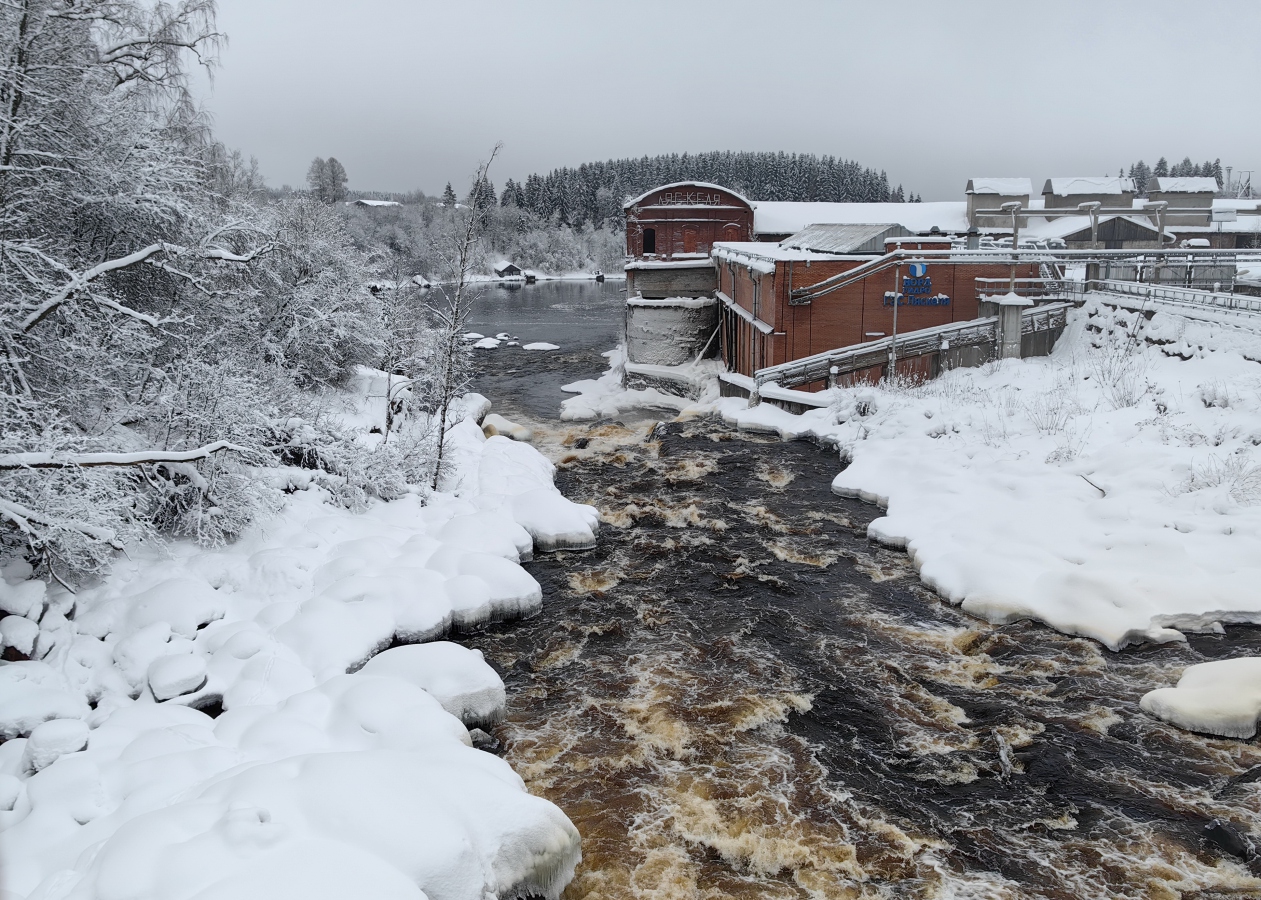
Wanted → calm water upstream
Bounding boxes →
[462,280,1261,899]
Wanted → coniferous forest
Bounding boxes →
[496,151,915,230]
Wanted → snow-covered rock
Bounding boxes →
[359,642,507,728]
[473,337,501,350]
[522,342,559,351]
[482,413,533,443]
[0,615,39,657]
[0,397,590,899]
[0,676,580,900]
[0,662,90,739]
[1141,657,1261,738]
[147,652,208,700]
[475,436,599,551]
[0,577,44,619]
[19,718,88,772]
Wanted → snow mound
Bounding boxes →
[476,437,599,551]
[147,651,207,700]
[473,337,501,350]
[522,342,559,351]
[1,615,39,657]
[1141,657,1261,738]
[0,399,590,899]
[1,676,580,900]
[359,642,506,728]
[482,413,534,443]
[559,346,721,422]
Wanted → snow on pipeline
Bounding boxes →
[0,401,598,900]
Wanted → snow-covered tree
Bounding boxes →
[428,146,500,490]
[307,156,348,203]
[0,1,384,579]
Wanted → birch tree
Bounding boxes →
[428,145,499,490]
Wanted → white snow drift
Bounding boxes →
[0,402,596,900]
[1141,657,1261,739]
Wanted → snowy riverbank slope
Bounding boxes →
[0,398,596,900]
[571,299,1261,652]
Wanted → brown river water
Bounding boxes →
[462,284,1261,899]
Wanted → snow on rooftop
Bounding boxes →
[712,241,850,272]
[622,181,753,210]
[1020,213,1158,241]
[752,201,969,236]
[352,199,400,207]
[966,178,1032,196]
[781,223,910,254]
[1147,176,1220,194]
[1043,176,1136,196]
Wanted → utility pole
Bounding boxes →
[889,243,902,383]
[1002,201,1022,293]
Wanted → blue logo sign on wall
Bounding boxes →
[883,262,952,307]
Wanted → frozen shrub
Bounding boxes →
[1179,453,1261,505]
[1198,381,1233,409]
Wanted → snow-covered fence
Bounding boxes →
[1091,279,1261,320]
[975,277,1084,303]
[752,303,1071,394]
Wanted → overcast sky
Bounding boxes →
[195,0,1261,201]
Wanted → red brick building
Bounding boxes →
[621,181,1037,384]
[623,182,754,258]
[712,238,1039,382]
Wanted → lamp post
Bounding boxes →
[1001,201,1022,293]
[889,243,902,383]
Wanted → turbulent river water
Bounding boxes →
[463,280,1261,900]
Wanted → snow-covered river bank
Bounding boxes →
[463,415,1261,899]
[7,277,1261,899]
[461,282,1261,897]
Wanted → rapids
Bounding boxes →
[461,280,1261,899]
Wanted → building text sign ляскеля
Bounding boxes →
[656,191,728,206]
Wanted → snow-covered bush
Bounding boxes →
[0,2,442,580]
[1178,452,1261,505]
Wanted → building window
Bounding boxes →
[642,228,656,254]
[682,228,698,254]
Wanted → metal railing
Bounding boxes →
[974,277,1083,301]
[752,303,1072,391]
[1090,279,1261,317]
[788,247,1256,305]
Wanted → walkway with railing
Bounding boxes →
[752,303,1072,392]
[1090,279,1261,320]
[749,265,1261,397]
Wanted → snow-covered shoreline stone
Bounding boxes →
[1141,657,1261,738]
[359,642,507,728]
[0,394,592,900]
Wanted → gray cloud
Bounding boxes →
[195,0,1261,200]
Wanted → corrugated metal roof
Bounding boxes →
[779,223,911,254]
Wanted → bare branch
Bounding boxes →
[0,497,124,550]
[0,440,250,471]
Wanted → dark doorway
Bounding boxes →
[642,228,656,254]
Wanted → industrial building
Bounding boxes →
[622,176,1261,389]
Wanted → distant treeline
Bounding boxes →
[1126,156,1225,194]
[495,152,916,230]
